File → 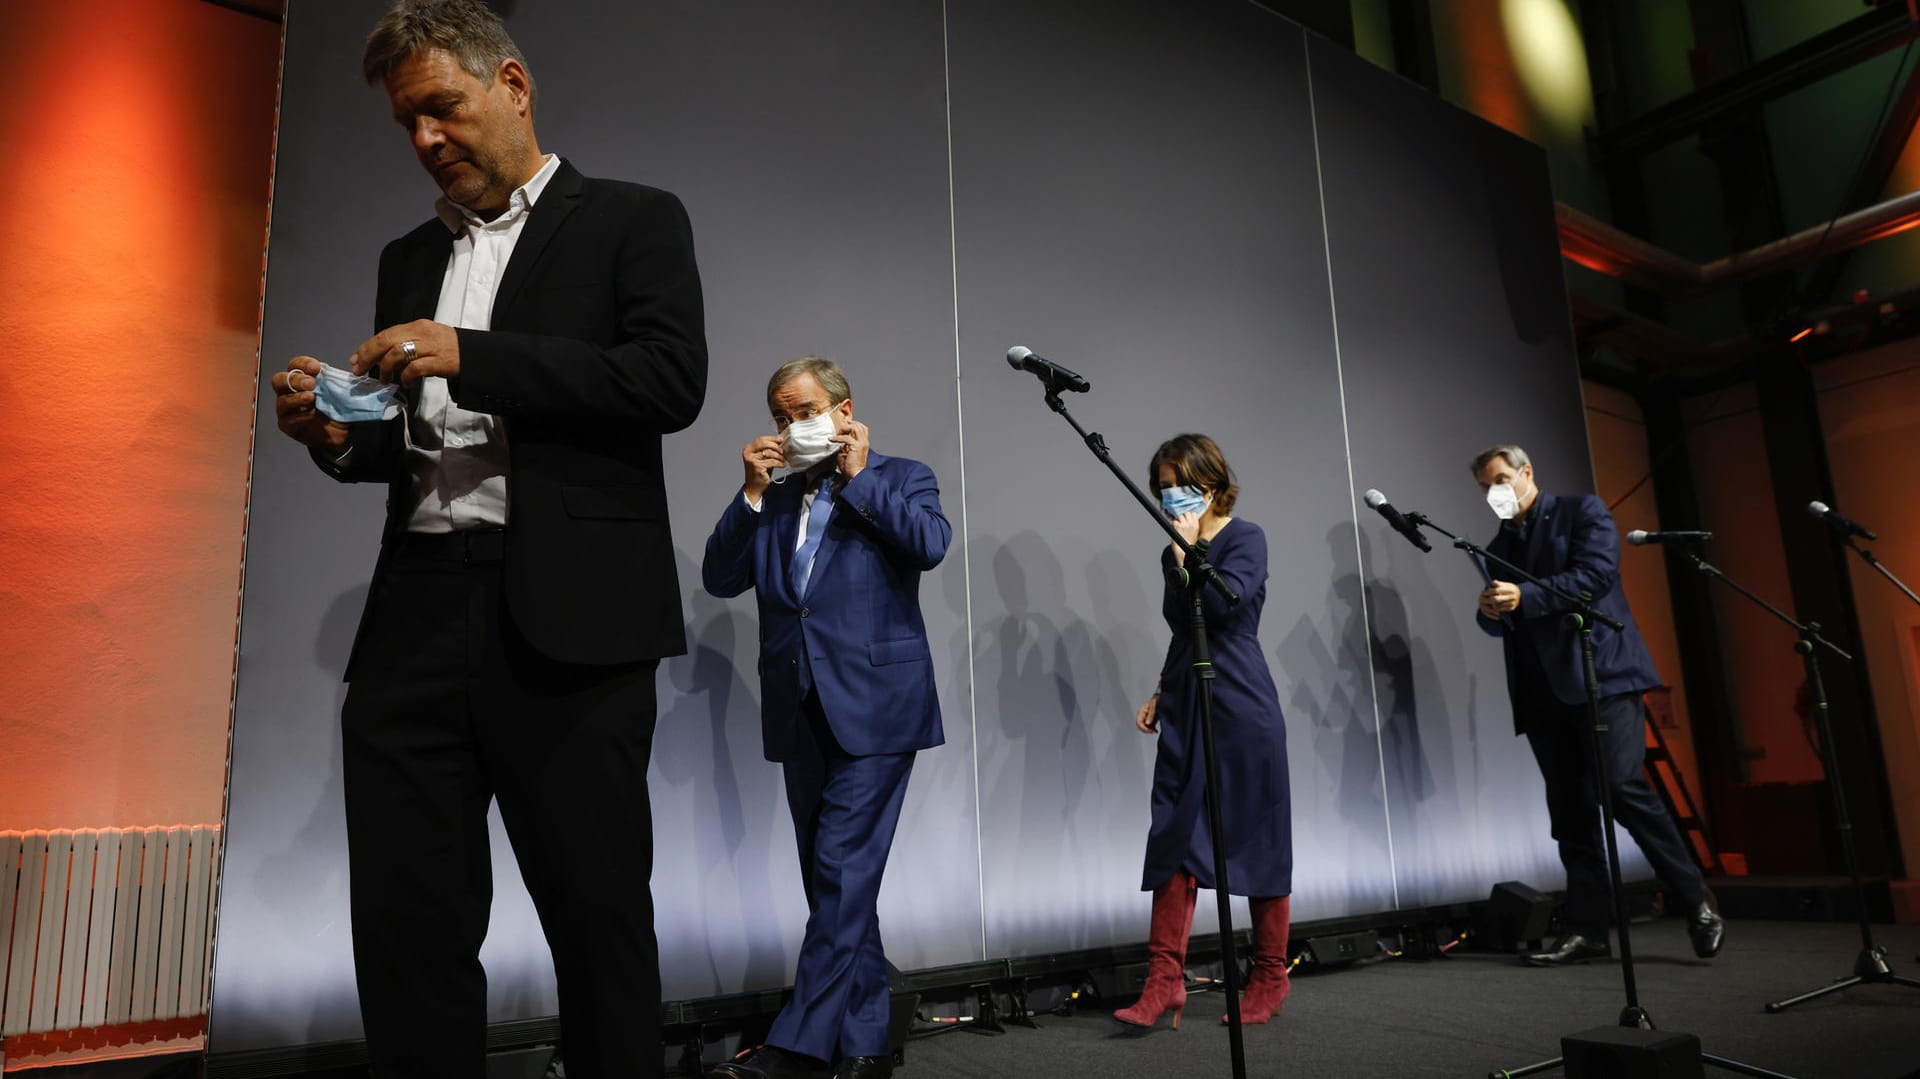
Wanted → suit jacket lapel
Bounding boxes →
[1523,492,1556,571]
[492,160,584,321]
[769,476,807,603]
[401,229,452,323]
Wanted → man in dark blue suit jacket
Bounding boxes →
[703,358,948,1079]
[1471,445,1723,966]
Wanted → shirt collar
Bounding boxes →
[804,461,839,490]
[435,153,562,234]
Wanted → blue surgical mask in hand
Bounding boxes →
[1160,485,1208,519]
[311,365,401,423]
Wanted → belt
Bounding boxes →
[392,528,506,563]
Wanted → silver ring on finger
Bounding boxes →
[400,340,418,363]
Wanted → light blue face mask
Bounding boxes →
[311,365,401,423]
[1160,484,1209,519]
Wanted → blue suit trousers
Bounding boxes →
[767,693,915,1061]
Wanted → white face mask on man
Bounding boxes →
[782,409,841,471]
[1486,482,1521,520]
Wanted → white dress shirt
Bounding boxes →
[404,153,561,533]
[745,464,838,553]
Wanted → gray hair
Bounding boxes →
[1469,444,1532,476]
[767,356,851,407]
[362,0,536,112]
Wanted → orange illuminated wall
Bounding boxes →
[0,0,279,830]
[1814,344,1920,878]
[1684,386,1825,788]
[1582,381,1706,819]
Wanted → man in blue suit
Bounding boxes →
[703,357,949,1079]
[1471,444,1723,966]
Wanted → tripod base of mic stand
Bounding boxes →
[1493,1054,1801,1079]
[1765,947,1920,1013]
[1492,1011,1802,1079]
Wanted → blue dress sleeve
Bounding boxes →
[1158,522,1267,679]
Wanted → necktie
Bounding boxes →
[790,471,836,597]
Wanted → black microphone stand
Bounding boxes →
[1657,546,1920,1012]
[1838,534,1920,609]
[1029,380,1249,1079]
[1829,531,1920,970]
[1404,515,1793,1079]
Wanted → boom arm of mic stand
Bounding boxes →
[1842,538,1920,608]
[1044,391,1240,607]
[1674,549,1853,662]
[1411,514,1624,631]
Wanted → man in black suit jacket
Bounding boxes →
[269,3,705,1074]
[1471,445,1722,968]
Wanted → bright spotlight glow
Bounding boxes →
[1501,0,1594,132]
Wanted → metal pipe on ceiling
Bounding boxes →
[1557,190,1920,294]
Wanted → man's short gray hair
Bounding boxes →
[768,356,851,407]
[362,0,536,112]
[1470,444,1531,476]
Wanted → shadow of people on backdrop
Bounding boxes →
[653,548,787,995]
[252,583,365,924]
[974,532,1118,945]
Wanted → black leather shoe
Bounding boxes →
[1688,900,1725,958]
[1526,933,1612,966]
[706,1045,831,1079]
[832,1057,894,1079]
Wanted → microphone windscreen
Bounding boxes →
[1363,489,1388,509]
[1627,530,1651,545]
[1807,501,1831,518]
[1006,346,1032,367]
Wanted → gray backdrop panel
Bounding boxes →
[213,0,1590,1052]
[1303,36,1649,904]
[517,0,984,997]
[213,0,971,1052]
[213,0,426,1051]
[946,1,1394,957]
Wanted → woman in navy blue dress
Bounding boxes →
[1114,434,1294,1030]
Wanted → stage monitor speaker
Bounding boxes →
[1088,960,1151,1002]
[485,1045,556,1079]
[1302,930,1376,966]
[1562,1026,1703,1079]
[1480,880,1554,951]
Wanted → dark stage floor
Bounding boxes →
[901,920,1920,1079]
[41,920,1920,1079]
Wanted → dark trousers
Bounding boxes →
[767,694,915,1062]
[341,546,662,1078]
[1521,691,1707,938]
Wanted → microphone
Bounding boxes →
[1006,346,1090,393]
[1627,530,1713,546]
[1807,501,1877,541]
[1362,489,1432,552]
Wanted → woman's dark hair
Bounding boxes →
[1148,433,1239,515]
